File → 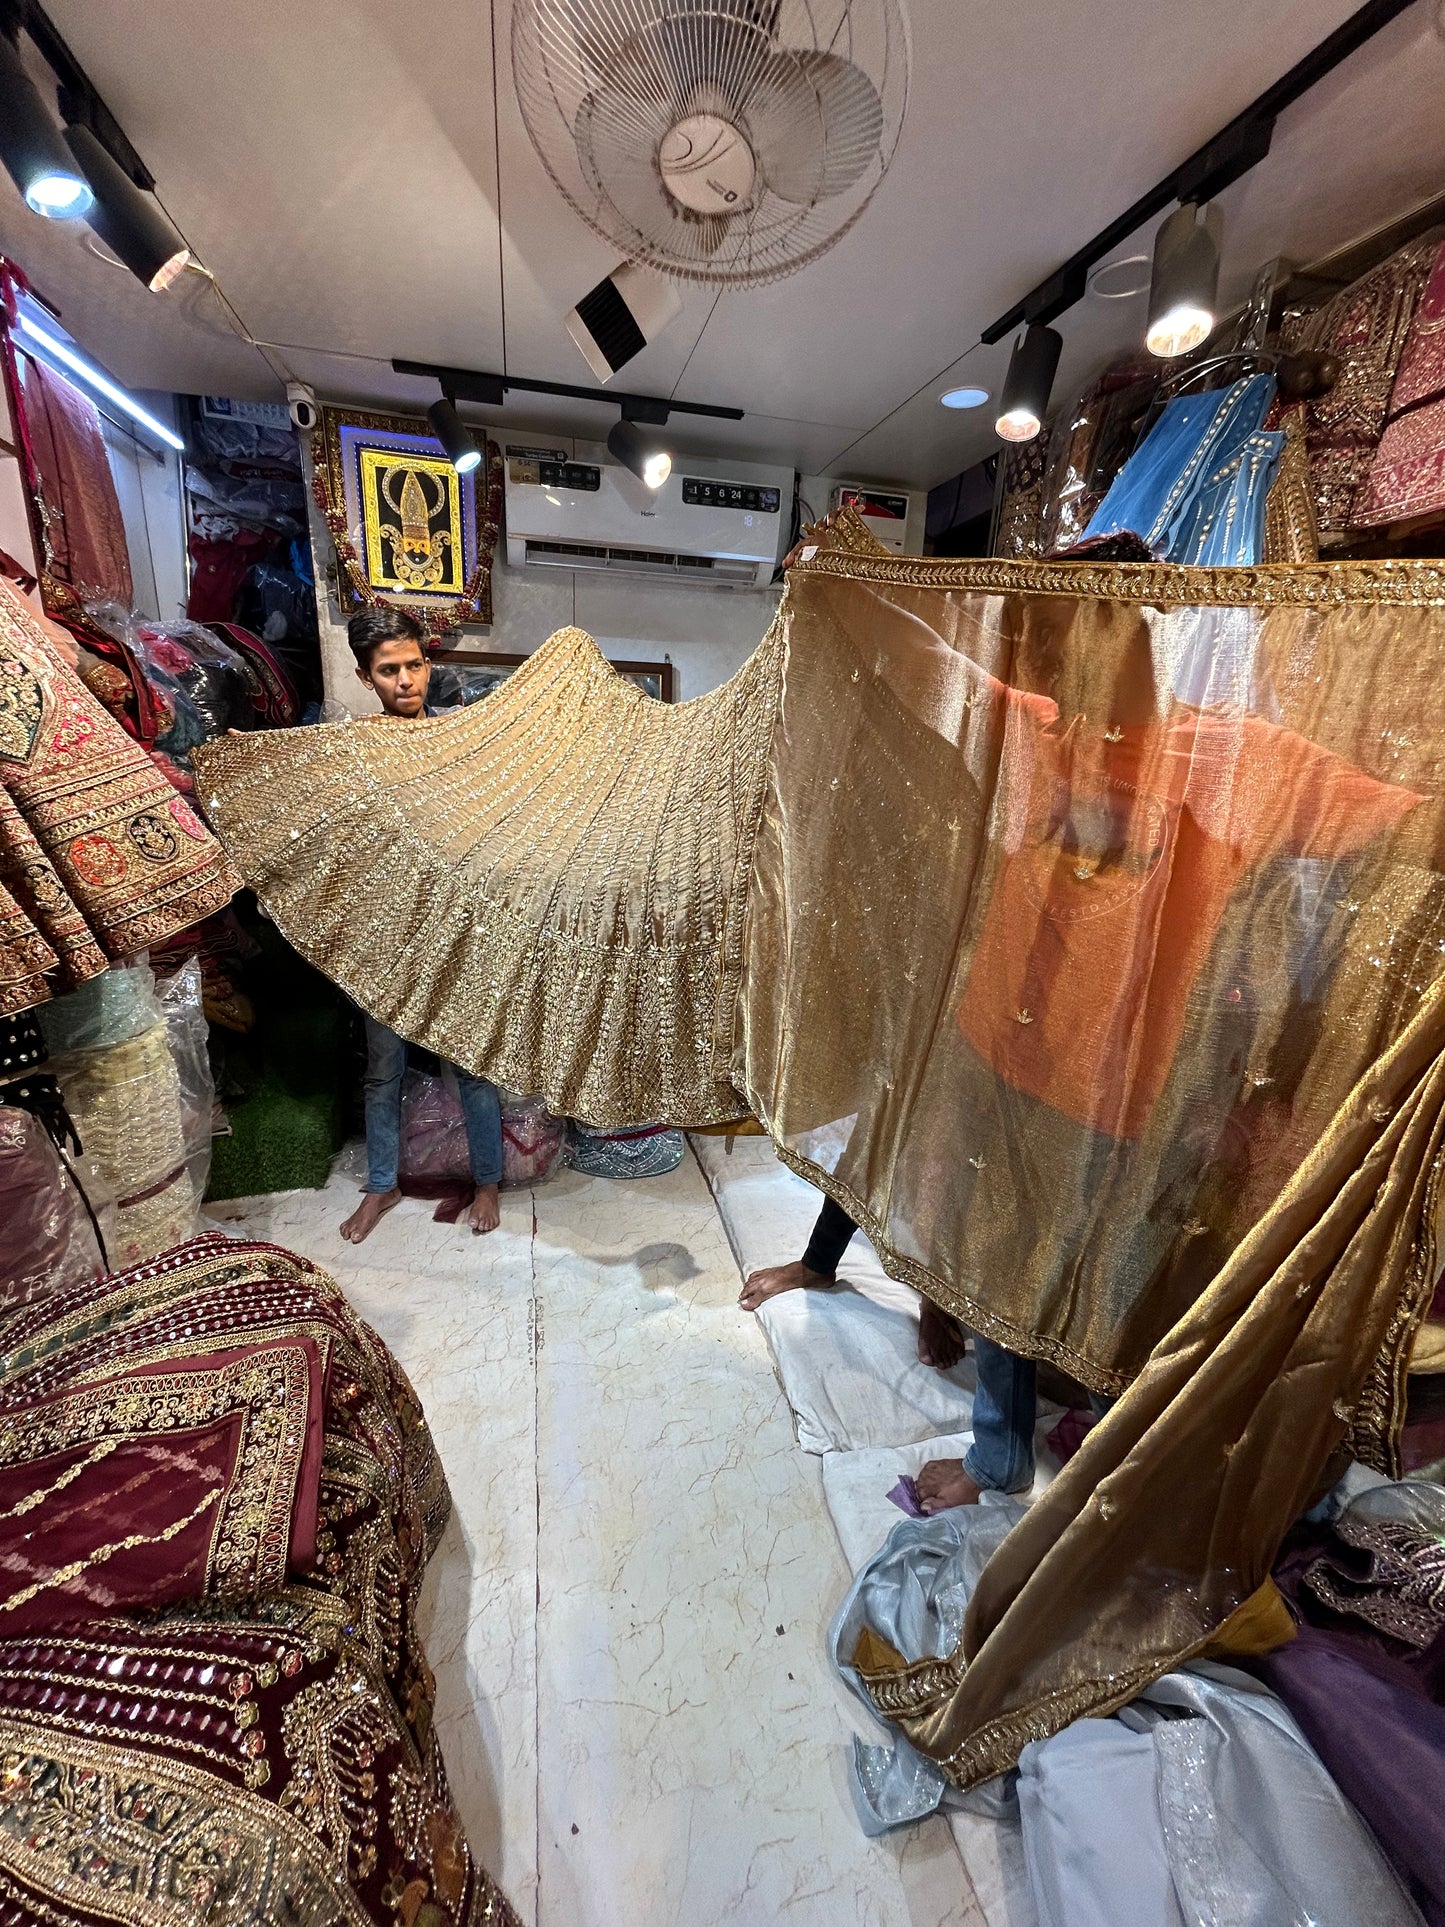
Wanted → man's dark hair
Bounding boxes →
[348,606,424,672]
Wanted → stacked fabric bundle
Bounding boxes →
[0,1234,517,1927]
[40,961,212,1267]
[831,1484,1433,1925]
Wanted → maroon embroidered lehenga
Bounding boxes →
[0,1235,517,1926]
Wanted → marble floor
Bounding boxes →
[213,1146,985,1927]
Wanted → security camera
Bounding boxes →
[286,381,318,430]
[566,262,682,383]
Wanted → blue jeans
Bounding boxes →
[964,1335,1113,1493]
[362,1014,502,1193]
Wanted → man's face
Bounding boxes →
[360,636,430,716]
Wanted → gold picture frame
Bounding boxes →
[312,405,502,634]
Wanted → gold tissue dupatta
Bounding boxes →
[200,514,1445,1777]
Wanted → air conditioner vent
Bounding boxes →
[522,539,762,586]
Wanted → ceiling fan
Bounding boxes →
[511,0,911,287]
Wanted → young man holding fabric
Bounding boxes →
[338,607,504,1243]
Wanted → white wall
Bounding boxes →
[103,391,188,624]
[305,435,781,715]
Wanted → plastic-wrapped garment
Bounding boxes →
[51,1020,185,1192]
[1016,1662,1423,1927]
[501,1092,565,1184]
[564,1119,685,1179]
[156,957,215,1208]
[0,1106,105,1308]
[237,557,317,648]
[36,957,158,1055]
[1037,359,1160,553]
[399,1072,566,1188]
[86,606,258,771]
[399,1068,470,1186]
[47,959,207,1263]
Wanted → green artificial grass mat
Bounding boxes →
[205,905,354,1202]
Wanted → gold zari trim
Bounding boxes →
[0,1717,371,1926]
[795,508,1445,604]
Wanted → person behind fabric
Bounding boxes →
[338,607,504,1243]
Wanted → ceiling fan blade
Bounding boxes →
[748,50,883,206]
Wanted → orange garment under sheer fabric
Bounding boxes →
[959,707,1421,1141]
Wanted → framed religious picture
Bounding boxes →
[432,651,675,706]
[311,405,503,638]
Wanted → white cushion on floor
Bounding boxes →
[692,1133,976,1454]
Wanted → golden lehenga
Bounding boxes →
[199,513,1445,1787]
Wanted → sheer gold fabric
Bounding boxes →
[201,517,1445,1782]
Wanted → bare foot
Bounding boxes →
[467,1182,500,1235]
[739,1259,832,1312]
[918,1299,968,1370]
[915,1459,983,1514]
[340,1188,401,1244]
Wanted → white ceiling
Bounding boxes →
[1,0,1444,489]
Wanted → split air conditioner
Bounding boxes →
[504,443,789,589]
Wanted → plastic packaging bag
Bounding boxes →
[47,960,209,1265]
[86,604,258,774]
[397,1072,566,1188]
[501,1092,565,1184]
[0,1106,107,1307]
[157,957,216,1208]
[398,1068,470,1186]
[36,957,157,1055]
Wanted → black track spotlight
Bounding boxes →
[1145,202,1222,359]
[607,415,671,489]
[427,397,482,474]
[63,123,190,290]
[0,30,91,219]
[994,323,1062,444]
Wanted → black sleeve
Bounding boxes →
[801,1193,858,1277]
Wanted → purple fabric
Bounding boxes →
[887,1476,925,1518]
[1252,1625,1445,1926]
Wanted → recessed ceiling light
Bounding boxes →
[940,385,990,410]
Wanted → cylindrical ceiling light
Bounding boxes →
[994,323,1062,443]
[63,124,190,291]
[607,416,671,489]
[1145,202,1222,359]
[0,32,92,218]
[427,398,482,473]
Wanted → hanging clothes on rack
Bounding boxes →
[1355,237,1445,530]
[1077,374,1283,563]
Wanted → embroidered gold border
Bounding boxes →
[0,1716,372,1927]
[794,511,1445,607]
